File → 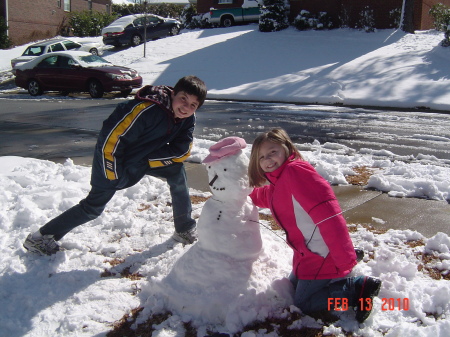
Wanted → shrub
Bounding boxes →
[338,4,351,28]
[180,4,212,29]
[293,10,315,30]
[357,6,375,32]
[0,16,12,49]
[389,7,402,28]
[259,0,289,32]
[429,3,450,47]
[429,3,450,31]
[293,10,333,31]
[69,10,117,37]
[180,4,196,28]
[112,3,185,19]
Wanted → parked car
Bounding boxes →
[209,0,261,27]
[102,14,181,47]
[14,51,142,98]
[11,38,105,69]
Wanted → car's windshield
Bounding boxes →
[62,40,81,50]
[77,54,111,67]
[22,46,45,56]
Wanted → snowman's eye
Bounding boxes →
[208,166,211,169]
[224,168,227,171]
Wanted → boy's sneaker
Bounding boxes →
[172,227,197,245]
[355,276,382,323]
[23,233,60,256]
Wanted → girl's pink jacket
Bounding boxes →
[250,155,357,280]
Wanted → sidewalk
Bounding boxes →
[184,163,450,238]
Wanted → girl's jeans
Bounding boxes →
[289,272,365,314]
[40,163,195,240]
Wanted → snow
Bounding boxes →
[0,25,450,336]
[2,26,450,111]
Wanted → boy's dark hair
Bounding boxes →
[173,75,207,108]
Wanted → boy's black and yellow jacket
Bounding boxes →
[91,85,194,190]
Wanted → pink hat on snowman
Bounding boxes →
[203,137,247,164]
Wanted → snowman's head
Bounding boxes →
[203,137,251,200]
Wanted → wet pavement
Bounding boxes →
[184,163,450,238]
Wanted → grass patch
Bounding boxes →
[107,309,350,337]
[345,166,376,186]
[101,258,143,280]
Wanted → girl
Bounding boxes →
[248,128,381,323]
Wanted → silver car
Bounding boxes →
[11,38,104,69]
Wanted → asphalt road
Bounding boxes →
[1,94,449,166]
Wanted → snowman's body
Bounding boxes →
[197,150,262,260]
[156,138,264,327]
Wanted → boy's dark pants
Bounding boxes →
[40,163,195,241]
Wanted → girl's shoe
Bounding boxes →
[356,276,382,323]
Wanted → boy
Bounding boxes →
[23,75,207,256]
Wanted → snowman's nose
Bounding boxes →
[209,174,218,186]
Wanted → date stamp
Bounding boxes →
[328,298,410,311]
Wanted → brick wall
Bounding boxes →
[417,0,450,30]
[289,0,403,29]
[7,0,111,46]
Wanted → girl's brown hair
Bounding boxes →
[248,128,303,187]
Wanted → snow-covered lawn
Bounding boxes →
[0,25,449,336]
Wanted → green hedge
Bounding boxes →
[429,3,450,47]
[69,10,117,37]
[0,16,12,49]
[112,3,185,19]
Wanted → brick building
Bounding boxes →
[198,0,450,30]
[0,0,112,46]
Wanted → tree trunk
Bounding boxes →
[402,0,415,33]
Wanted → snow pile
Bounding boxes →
[2,27,450,111]
[367,161,450,200]
[195,139,450,202]
[1,153,450,337]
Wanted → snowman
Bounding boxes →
[197,136,262,259]
[153,137,263,327]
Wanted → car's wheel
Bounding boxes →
[131,35,142,47]
[120,89,133,97]
[169,25,180,36]
[89,48,99,56]
[221,17,234,28]
[88,79,104,98]
[28,79,43,96]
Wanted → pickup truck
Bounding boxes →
[209,0,261,27]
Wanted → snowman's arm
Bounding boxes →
[242,198,259,221]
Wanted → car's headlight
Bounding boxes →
[107,73,133,80]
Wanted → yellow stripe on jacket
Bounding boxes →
[148,142,192,168]
[103,102,153,180]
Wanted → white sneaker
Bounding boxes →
[172,227,197,245]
